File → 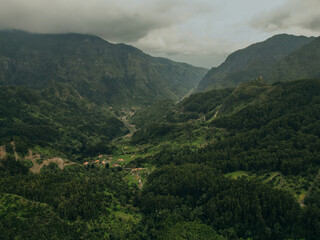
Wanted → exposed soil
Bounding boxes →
[0,145,6,160]
[26,150,74,174]
[9,141,20,160]
[213,110,219,118]
[118,110,137,139]
[128,168,146,189]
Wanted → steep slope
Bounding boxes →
[0,160,141,239]
[0,84,127,158]
[196,34,315,91]
[272,36,320,81]
[0,193,79,240]
[1,79,320,239]
[133,79,320,177]
[128,79,320,239]
[0,30,207,106]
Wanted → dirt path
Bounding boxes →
[121,111,136,133]
[268,172,280,181]
[267,172,285,188]
[278,176,285,188]
[122,147,126,155]
[26,150,74,174]
[0,142,20,160]
[134,172,144,189]
[213,110,219,119]
[0,145,6,160]
[25,149,40,161]
[10,141,20,160]
[138,175,143,188]
[210,105,222,121]
[0,146,5,167]
[300,168,320,207]
[177,87,196,103]
[114,110,137,141]
[125,168,146,189]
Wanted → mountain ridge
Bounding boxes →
[0,30,208,107]
[196,34,316,91]
[272,36,320,82]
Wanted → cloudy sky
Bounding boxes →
[0,0,319,68]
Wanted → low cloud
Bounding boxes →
[2,0,314,68]
[0,0,185,42]
[251,0,320,34]
[0,0,221,67]
[133,26,231,67]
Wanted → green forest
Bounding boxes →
[0,83,127,159]
[1,78,320,239]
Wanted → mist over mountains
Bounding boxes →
[196,34,319,91]
[0,30,207,107]
[1,29,320,240]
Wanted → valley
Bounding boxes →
[0,31,320,240]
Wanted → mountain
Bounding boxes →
[0,193,79,239]
[129,79,320,239]
[272,36,320,81]
[0,158,140,239]
[196,34,315,91]
[1,77,320,239]
[1,30,320,239]
[0,30,207,107]
[0,84,127,159]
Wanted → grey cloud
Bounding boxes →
[2,0,267,68]
[0,0,181,42]
[251,0,320,33]
[65,15,170,42]
[305,18,320,31]
[0,0,220,68]
[251,9,291,32]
